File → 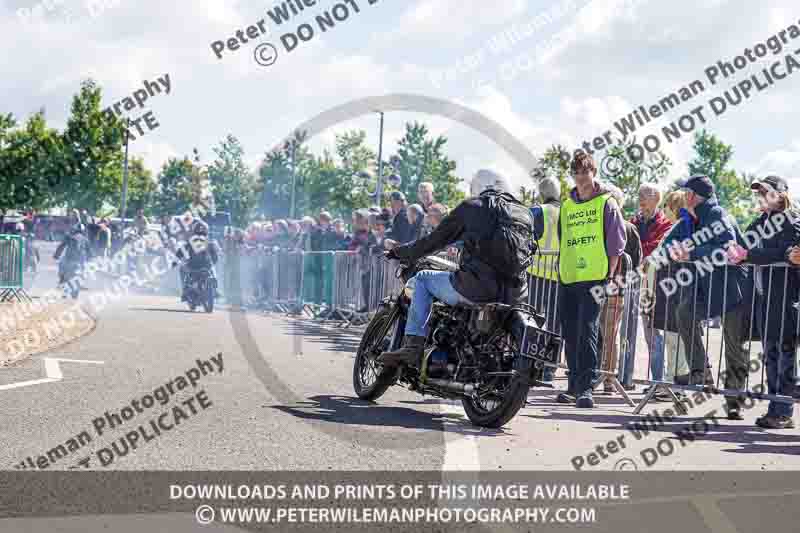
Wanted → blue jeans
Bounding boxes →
[405,270,472,337]
[643,321,666,381]
[765,341,795,418]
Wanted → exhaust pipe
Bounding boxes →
[425,378,476,394]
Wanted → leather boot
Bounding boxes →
[378,336,425,367]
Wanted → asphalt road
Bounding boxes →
[1,242,799,473]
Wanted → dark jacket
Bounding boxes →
[623,221,642,271]
[387,207,415,244]
[745,209,800,344]
[54,233,90,265]
[670,196,752,318]
[392,194,531,304]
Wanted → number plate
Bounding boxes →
[521,324,561,363]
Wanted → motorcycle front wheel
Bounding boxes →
[203,282,215,313]
[353,305,400,401]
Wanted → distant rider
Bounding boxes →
[54,225,90,294]
[173,221,220,302]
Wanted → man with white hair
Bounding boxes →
[380,171,534,368]
[630,182,673,387]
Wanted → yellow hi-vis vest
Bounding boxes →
[528,203,558,281]
[559,193,610,285]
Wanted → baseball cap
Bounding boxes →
[677,175,715,198]
[389,191,406,202]
[750,175,789,194]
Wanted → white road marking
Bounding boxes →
[0,357,104,392]
[440,399,481,470]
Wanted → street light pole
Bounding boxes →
[120,119,130,224]
[289,142,297,219]
[375,111,384,208]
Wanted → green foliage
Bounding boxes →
[518,186,536,206]
[258,130,312,220]
[531,144,571,203]
[154,153,201,216]
[208,135,257,227]
[688,130,755,225]
[59,79,126,211]
[390,122,463,207]
[122,157,156,217]
[0,111,64,214]
[599,137,672,217]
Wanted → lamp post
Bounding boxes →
[374,111,384,208]
[289,141,297,219]
[120,119,130,224]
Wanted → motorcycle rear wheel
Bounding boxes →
[353,306,399,401]
[461,357,531,428]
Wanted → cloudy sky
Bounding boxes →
[3,0,800,199]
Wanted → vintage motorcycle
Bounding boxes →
[352,254,562,428]
[183,267,216,313]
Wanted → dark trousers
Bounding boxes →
[675,298,749,407]
[558,282,602,395]
[765,340,796,418]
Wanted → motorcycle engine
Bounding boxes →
[426,348,450,379]
[426,310,463,380]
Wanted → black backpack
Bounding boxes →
[63,235,88,264]
[476,190,536,279]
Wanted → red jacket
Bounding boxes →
[630,210,672,259]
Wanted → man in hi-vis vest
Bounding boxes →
[556,150,626,408]
[529,177,561,383]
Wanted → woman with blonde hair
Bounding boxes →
[643,189,691,393]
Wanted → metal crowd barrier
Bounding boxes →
[527,250,636,405]
[236,240,800,418]
[0,234,30,302]
[634,259,800,414]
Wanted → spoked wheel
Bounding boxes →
[353,305,400,401]
[461,338,531,428]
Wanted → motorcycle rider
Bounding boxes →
[173,220,220,302]
[53,225,90,296]
[379,170,535,367]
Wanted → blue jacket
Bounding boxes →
[679,197,752,318]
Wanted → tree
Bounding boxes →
[208,135,256,227]
[391,122,464,207]
[121,157,157,217]
[258,130,312,220]
[518,186,536,205]
[531,144,571,202]
[153,154,200,216]
[688,130,754,225]
[598,137,672,217]
[59,79,126,212]
[0,111,63,219]
[334,129,376,211]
